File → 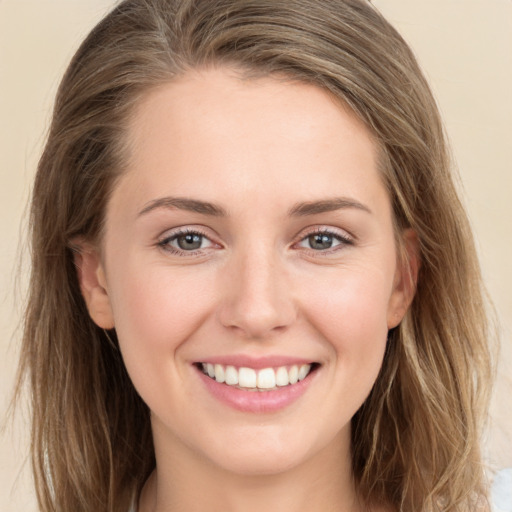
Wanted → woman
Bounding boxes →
[18,0,493,511]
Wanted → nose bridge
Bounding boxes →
[218,241,295,338]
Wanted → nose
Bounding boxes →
[217,245,297,339]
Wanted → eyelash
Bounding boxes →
[296,227,354,255]
[157,228,214,257]
[156,227,354,257]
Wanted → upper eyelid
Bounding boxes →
[294,225,354,242]
[158,225,215,242]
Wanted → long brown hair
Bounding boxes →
[18,1,493,510]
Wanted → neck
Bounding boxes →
[139,427,364,512]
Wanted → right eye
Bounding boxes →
[157,229,215,255]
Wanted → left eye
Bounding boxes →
[160,231,214,252]
[297,231,349,251]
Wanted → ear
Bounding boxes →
[72,239,115,329]
[387,229,420,329]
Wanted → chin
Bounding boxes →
[200,424,334,477]
[213,448,307,477]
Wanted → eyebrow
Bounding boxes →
[138,195,371,218]
[138,197,227,217]
[288,197,372,216]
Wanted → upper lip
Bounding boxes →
[195,355,316,369]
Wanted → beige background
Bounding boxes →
[1,1,511,510]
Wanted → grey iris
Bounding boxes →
[177,233,203,250]
[309,233,333,250]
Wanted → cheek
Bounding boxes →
[281,266,392,443]
[105,261,223,423]
[106,258,216,376]
[299,265,392,393]
[302,266,392,344]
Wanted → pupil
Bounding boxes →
[178,233,202,250]
[309,233,333,250]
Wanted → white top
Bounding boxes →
[491,467,512,512]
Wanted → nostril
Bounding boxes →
[217,301,297,339]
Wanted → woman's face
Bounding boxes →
[79,68,415,476]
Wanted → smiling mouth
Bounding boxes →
[196,362,319,391]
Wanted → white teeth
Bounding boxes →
[214,364,225,383]
[239,367,257,388]
[275,366,289,386]
[288,365,299,384]
[257,368,276,389]
[225,365,238,385]
[201,363,313,390]
[298,364,310,381]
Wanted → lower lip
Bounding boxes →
[196,366,317,413]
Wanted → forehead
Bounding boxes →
[114,67,387,217]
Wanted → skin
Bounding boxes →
[76,68,417,512]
